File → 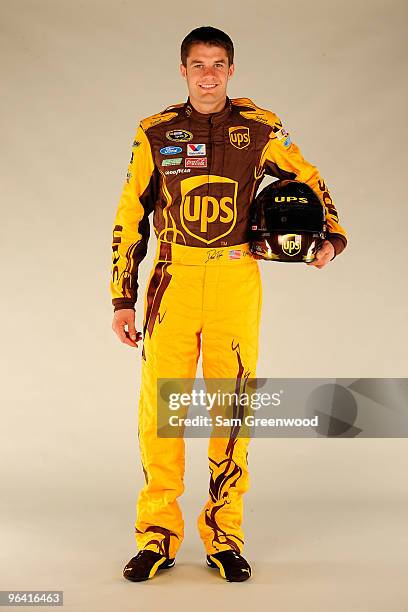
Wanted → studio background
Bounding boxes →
[1,1,407,610]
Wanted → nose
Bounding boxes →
[202,65,216,78]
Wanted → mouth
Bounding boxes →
[198,84,218,90]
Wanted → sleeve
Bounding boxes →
[262,116,348,259]
[110,124,159,311]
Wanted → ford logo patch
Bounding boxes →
[160,146,183,155]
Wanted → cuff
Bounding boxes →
[112,298,136,312]
[326,234,347,260]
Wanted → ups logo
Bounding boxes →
[180,175,238,244]
[281,234,302,256]
[275,196,308,203]
[229,126,250,150]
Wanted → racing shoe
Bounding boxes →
[123,549,175,582]
[206,550,252,582]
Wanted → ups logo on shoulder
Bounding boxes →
[229,126,250,150]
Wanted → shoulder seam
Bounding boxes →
[163,102,184,112]
[140,111,179,132]
[231,98,281,129]
[140,104,183,131]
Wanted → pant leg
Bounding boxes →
[197,257,262,554]
[135,257,203,559]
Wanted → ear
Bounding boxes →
[228,63,235,79]
[179,63,187,79]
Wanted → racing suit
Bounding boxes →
[111,97,347,558]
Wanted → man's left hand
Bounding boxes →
[307,240,334,269]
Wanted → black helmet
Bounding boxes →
[249,180,327,262]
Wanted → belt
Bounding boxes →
[154,240,255,265]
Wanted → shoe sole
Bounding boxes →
[159,560,175,569]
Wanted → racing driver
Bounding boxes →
[110,26,348,583]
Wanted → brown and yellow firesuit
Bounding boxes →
[110,97,347,558]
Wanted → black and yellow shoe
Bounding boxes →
[206,550,252,582]
[123,550,175,582]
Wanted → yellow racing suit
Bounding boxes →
[110,97,347,558]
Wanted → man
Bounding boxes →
[111,26,347,583]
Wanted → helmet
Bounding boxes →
[249,180,327,262]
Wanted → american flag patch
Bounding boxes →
[229,249,241,259]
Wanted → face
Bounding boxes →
[180,43,234,107]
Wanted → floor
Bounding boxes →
[2,439,407,611]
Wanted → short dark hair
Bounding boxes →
[181,26,234,67]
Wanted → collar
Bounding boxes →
[184,96,233,125]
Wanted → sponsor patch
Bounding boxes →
[166,129,193,142]
[229,126,250,149]
[162,157,183,166]
[164,168,191,175]
[132,140,141,147]
[160,146,182,155]
[187,143,206,156]
[276,128,291,148]
[185,157,207,168]
[277,128,289,139]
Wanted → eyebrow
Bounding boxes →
[190,59,227,64]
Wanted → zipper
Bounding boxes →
[207,115,214,243]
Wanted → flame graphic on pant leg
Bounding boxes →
[204,340,252,552]
[135,526,179,558]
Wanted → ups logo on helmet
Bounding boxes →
[229,126,250,150]
[280,234,302,256]
[180,175,238,244]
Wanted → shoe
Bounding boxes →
[123,549,175,582]
[206,550,252,582]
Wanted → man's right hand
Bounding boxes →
[112,309,143,348]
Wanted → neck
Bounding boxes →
[188,95,227,114]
